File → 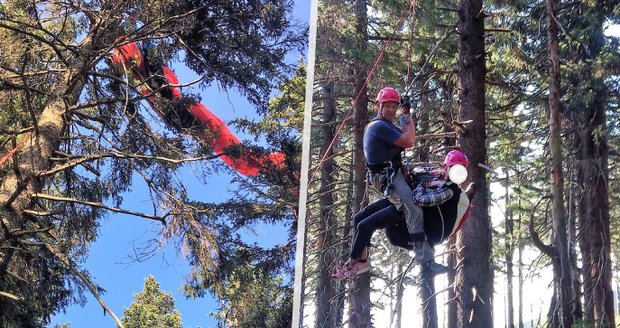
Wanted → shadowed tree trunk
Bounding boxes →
[336,166,356,326]
[393,261,404,328]
[568,166,583,323]
[316,81,339,328]
[348,0,371,326]
[454,0,493,326]
[504,168,514,328]
[517,195,524,328]
[567,2,615,327]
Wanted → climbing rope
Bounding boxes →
[0,132,33,167]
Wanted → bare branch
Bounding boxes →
[0,67,54,97]
[44,243,125,328]
[485,28,512,33]
[40,151,221,177]
[416,132,457,140]
[0,291,23,301]
[6,270,27,283]
[0,127,35,135]
[32,193,166,223]
[437,6,458,12]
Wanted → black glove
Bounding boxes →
[400,95,411,114]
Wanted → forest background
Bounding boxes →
[299,0,620,327]
[0,0,311,327]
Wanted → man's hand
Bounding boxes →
[400,95,411,114]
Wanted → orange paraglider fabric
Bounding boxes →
[111,37,146,78]
[111,39,286,177]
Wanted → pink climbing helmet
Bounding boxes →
[444,149,469,167]
[376,87,400,104]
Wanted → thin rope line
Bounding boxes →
[0,132,33,167]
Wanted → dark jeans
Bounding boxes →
[350,198,404,259]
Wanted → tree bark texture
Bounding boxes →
[574,67,615,328]
[420,275,438,328]
[568,168,583,322]
[316,81,339,328]
[454,0,493,327]
[0,47,90,279]
[348,0,372,326]
[569,2,615,327]
[447,238,457,328]
[546,0,575,326]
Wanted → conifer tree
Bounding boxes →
[0,0,306,326]
[121,275,182,328]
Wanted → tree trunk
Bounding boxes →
[574,73,615,328]
[454,0,493,327]
[568,167,583,323]
[415,109,438,328]
[578,181,595,324]
[447,238,457,328]
[336,167,356,327]
[517,198,524,328]
[316,81,339,328]
[347,0,371,326]
[504,169,514,328]
[0,60,88,279]
[420,275,438,328]
[546,0,575,326]
[569,2,615,327]
[393,262,404,328]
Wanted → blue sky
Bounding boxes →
[48,1,311,327]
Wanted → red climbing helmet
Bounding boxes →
[376,87,400,104]
[444,149,469,167]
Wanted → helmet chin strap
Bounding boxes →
[378,103,387,120]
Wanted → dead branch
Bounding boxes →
[32,193,166,223]
[416,132,457,140]
[0,127,35,135]
[44,243,125,328]
[6,270,27,283]
[0,291,23,301]
[40,151,221,177]
[485,28,512,33]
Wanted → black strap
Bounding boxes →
[366,157,402,174]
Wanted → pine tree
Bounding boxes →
[121,275,182,328]
[0,0,305,326]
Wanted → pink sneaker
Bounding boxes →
[331,260,372,280]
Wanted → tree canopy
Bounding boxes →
[0,0,306,326]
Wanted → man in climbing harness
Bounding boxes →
[332,87,449,280]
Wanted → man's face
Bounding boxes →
[379,101,399,120]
